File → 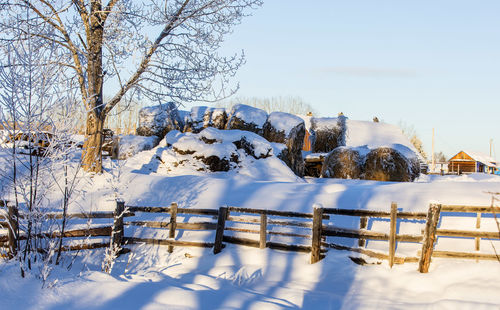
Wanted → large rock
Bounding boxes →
[263,111,306,176]
[136,102,183,139]
[226,104,268,135]
[310,116,347,153]
[321,147,362,179]
[363,147,415,182]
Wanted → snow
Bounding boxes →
[266,111,304,136]
[1,126,500,309]
[228,104,268,128]
[460,151,498,167]
[346,120,418,157]
[118,135,159,159]
[311,117,340,131]
[172,132,238,159]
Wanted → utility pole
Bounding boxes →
[431,128,435,172]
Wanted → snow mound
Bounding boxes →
[346,120,418,156]
[118,135,160,160]
[265,112,304,137]
[226,104,268,134]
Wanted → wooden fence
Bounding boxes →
[1,201,499,273]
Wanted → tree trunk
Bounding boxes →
[81,111,105,173]
[81,1,106,173]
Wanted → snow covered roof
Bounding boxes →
[451,151,497,167]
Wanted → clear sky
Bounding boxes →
[206,0,500,160]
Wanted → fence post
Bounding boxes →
[388,202,398,268]
[475,212,481,251]
[260,213,267,249]
[7,203,18,258]
[111,199,125,252]
[358,216,368,247]
[418,203,441,273]
[310,206,323,264]
[213,206,228,254]
[168,202,178,253]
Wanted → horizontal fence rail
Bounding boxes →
[1,200,498,273]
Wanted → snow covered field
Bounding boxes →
[1,144,499,309]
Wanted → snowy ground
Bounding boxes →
[1,245,499,309]
[1,145,500,309]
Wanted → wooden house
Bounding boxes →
[448,151,498,174]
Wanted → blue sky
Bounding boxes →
[206,0,500,159]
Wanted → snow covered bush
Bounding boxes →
[226,104,268,135]
[116,135,160,160]
[263,112,306,176]
[136,102,183,139]
[0,14,83,280]
[321,147,362,179]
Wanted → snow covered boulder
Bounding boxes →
[136,102,183,139]
[263,112,306,176]
[226,104,268,135]
[116,135,160,160]
[321,147,362,179]
[310,116,347,153]
[363,147,417,182]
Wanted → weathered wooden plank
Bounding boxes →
[430,250,500,261]
[127,206,171,213]
[310,207,323,264]
[125,237,213,248]
[168,202,178,253]
[388,202,397,268]
[111,200,125,252]
[177,208,219,216]
[213,207,228,254]
[418,203,441,273]
[126,221,217,230]
[358,216,368,247]
[323,208,426,219]
[60,242,110,251]
[227,207,328,219]
[435,229,500,239]
[228,216,313,228]
[267,242,311,253]
[7,204,18,258]
[322,242,417,264]
[260,214,267,249]
[222,235,259,247]
[475,212,481,252]
[440,205,500,213]
[44,211,134,219]
[323,225,422,242]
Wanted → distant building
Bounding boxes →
[448,151,498,174]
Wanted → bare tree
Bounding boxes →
[0,0,262,173]
[0,7,81,279]
[398,122,427,161]
[217,96,317,115]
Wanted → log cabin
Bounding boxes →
[448,151,498,174]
